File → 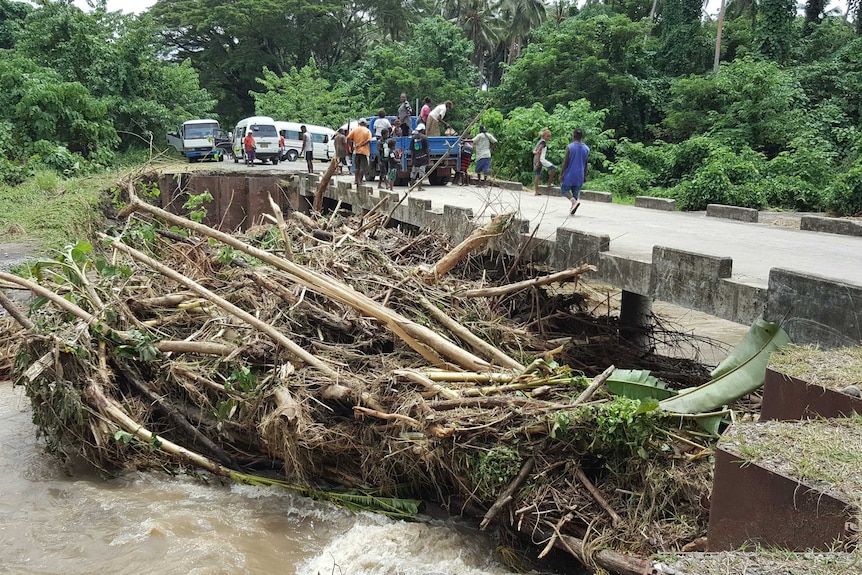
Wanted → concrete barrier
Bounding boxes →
[650,246,732,315]
[492,179,523,191]
[635,196,676,211]
[765,268,862,347]
[706,204,759,223]
[554,228,609,269]
[580,190,612,203]
[800,215,862,237]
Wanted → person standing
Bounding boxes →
[243,131,256,166]
[409,123,429,191]
[419,97,432,124]
[278,132,285,162]
[560,128,590,215]
[396,93,412,137]
[347,119,373,187]
[377,128,391,190]
[300,125,314,173]
[386,131,399,190]
[472,125,498,185]
[333,128,348,175]
[426,100,452,137]
[373,109,391,139]
[532,128,557,195]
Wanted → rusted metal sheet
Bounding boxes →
[218,177,248,232]
[248,176,280,228]
[187,176,220,228]
[761,369,862,421]
[158,173,184,211]
[708,446,854,551]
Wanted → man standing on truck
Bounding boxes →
[347,119,373,187]
[243,131,256,166]
[426,100,452,136]
[409,123,429,191]
[397,94,412,137]
[300,125,314,174]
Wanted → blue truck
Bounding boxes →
[365,116,461,186]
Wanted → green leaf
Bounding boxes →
[659,319,791,414]
[634,397,660,414]
[70,240,93,264]
[606,369,678,401]
[114,430,134,444]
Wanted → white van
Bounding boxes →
[275,121,335,162]
[232,116,280,164]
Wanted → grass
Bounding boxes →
[769,344,862,390]
[721,415,862,512]
[0,171,113,253]
[657,548,861,574]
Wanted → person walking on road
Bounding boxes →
[243,131,256,166]
[472,125,497,185]
[300,125,314,173]
[560,128,590,215]
[347,119,373,187]
[409,123,429,191]
[426,100,452,136]
[533,128,556,195]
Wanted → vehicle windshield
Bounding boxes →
[251,124,278,137]
[184,123,218,139]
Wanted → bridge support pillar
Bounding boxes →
[619,290,654,351]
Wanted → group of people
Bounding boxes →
[260,93,589,216]
[532,127,590,215]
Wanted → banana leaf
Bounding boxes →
[606,369,678,401]
[658,319,790,415]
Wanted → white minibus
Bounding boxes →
[275,121,335,162]
[232,116,280,165]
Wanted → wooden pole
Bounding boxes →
[314,157,340,212]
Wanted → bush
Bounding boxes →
[826,163,862,216]
[607,158,655,197]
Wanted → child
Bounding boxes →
[377,129,391,189]
[387,134,400,190]
[457,140,473,185]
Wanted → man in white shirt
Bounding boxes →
[300,125,313,173]
[472,125,498,184]
[373,109,391,139]
[426,100,452,136]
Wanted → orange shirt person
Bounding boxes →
[243,132,256,166]
[347,119,372,186]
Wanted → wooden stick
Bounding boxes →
[538,511,574,559]
[420,212,516,283]
[428,396,549,411]
[480,454,536,530]
[459,264,597,298]
[353,405,422,428]
[314,158,340,212]
[572,364,615,406]
[418,296,523,370]
[101,235,341,380]
[155,340,237,356]
[0,289,34,329]
[394,369,460,400]
[267,193,294,262]
[575,468,622,527]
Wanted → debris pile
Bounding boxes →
[0,184,728,574]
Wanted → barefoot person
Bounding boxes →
[532,128,556,195]
[560,128,590,215]
[472,125,497,185]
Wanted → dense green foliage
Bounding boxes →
[3,0,862,215]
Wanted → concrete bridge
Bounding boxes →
[158,169,862,348]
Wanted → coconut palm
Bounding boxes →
[499,0,547,63]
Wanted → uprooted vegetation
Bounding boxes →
[0,180,780,573]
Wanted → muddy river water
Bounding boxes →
[0,384,520,575]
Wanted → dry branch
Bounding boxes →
[459,264,597,298]
[419,212,516,283]
[120,190,493,372]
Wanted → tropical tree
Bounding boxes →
[499,0,547,63]
[754,0,796,62]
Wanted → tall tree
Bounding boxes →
[499,0,547,63]
[656,0,711,75]
[754,0,796,61]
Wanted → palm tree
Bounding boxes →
[499,0,547,64]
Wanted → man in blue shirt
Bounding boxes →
[560,128,590,215]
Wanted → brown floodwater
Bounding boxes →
[0,384,521,575]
